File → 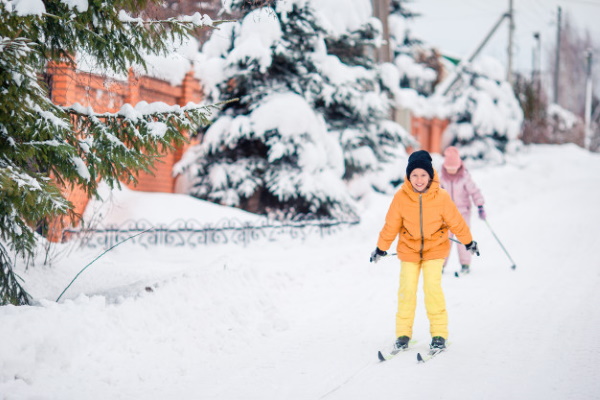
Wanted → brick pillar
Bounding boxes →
[127,68,203,194]
[125,67,140,106]
[430,118,445,154]
[411,116,430,152]
[409,116,420,153]
[410,116,419,141]
[177,69,203,156]
[47,61,78,106]
[422,118,432,152]
[181,69,202,105]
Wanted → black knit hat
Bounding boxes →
[406,150,434,179]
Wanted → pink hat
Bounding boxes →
[443,146,462,169]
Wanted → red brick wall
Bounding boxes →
[45,62,203,241]
[122,72,202,194]
[410,116,449,154]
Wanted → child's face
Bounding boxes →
[445,166,459,175]
[409,168,431,193]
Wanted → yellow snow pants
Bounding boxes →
[395,259,448,339]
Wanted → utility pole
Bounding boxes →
[533,32,542,97]
[507,0,514,84]
[553,6,562,104]
[584,50,593,150]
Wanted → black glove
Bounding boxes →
[370,247,387,263]
[465,241,480,256]
[477,206,487,220]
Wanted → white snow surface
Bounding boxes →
[2,144,600,399]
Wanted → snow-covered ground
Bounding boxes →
[1,144,600,400]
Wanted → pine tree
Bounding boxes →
[180,0,413,215]
[315,14,414,187]
[388,0,441,95]
[390,0,420,19]
[0,0,219,305]
[180,0,359,218]
[443,57,524,163]
[323,12,380,67]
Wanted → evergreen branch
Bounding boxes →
[0,0,229,306]
[62,99,237,121]
[123,18,234,29]
[0,242,32,306]
[41,12,109,45]
[39,11,229,36]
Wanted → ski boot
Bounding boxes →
[461,264,470,274]
[430,336,446,350]
[395,335,410,350]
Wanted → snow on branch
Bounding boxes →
[64,99,236,122]
[117,10,228,29]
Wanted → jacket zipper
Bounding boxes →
[419,194,424,259]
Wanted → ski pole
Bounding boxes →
[383,237,462,257]
[484,219,517,270]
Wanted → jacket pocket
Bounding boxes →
[424,227,445,240]
[400,230,419,252]
[423,228,448,252]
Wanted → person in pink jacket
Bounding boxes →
[440,146,486,274]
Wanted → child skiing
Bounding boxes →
[440,146,486,274]
[369,150,479,353]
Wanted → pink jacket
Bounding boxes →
[440,166,484,213]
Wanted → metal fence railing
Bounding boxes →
[64,216,361,250]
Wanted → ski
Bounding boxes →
[377,340,417,362]
[417,348,446,363]
[454,269,470,278]
[378,348,407,362]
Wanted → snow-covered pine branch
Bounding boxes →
[0,0,226,305]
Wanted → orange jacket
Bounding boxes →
[377,170,473,262]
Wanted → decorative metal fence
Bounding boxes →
[64,216,361,250]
